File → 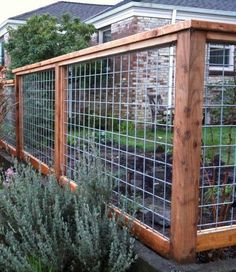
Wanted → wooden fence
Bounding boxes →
[1,20,236,263]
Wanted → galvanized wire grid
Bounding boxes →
[2,85,16,147]
[64,46,176,237]
[22,70,55,166]
[198,43,236,230]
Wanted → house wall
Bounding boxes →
[91,16,235,124]
[113,16,173,122]
[89,16,174,123]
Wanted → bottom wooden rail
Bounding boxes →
[22,151,54,175]
[59,175,78,192]
[0,140,17,157]
[197,225,236,252]
[3,142,236,259]
[111,206,170,258]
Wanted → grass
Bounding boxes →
[68,127,173,153]
[68,126,236,163]
[202,126,236,164]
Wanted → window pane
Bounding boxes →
[0,42,4,66]
[209,47,230,67]
[102,29,111,43]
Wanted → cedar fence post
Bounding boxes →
[54,65,67,179]
[15,75,23,159]
[170,29,206,262]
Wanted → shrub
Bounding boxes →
[0,157,136,272]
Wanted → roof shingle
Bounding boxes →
[103,0,236,13]
[9,1,111,22]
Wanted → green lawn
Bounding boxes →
[202,126,236,164]
[68,126,236,163]
[68,127,173,152]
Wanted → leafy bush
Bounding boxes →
[0,157,136,272]
[5,14,95,70]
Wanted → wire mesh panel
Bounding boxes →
[63,45,176,237]
[22,70,55,166]
[2,85,16,147]
[199,43,236,230]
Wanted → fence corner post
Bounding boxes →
[170,29,206,263]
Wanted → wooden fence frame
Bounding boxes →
[1,19,236,263]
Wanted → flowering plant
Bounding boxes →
[2,167,15,188]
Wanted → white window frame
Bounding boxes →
[209,44,234,72]
[98,27,111,44]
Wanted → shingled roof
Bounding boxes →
[9,1,111,22]
[102,0,236,13]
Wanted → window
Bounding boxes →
[98,27,111,44]
[0,41,4,66]
[209,44,234,72]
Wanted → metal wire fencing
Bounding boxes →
[1,84,16,147]
[199,43,236,230]
[63,46,176,237]
[22,69,55,166]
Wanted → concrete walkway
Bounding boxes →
[132,241,236,272]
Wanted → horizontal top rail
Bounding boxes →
[13,19,236,75]
[4,79,14,86]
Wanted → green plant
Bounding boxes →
[202,67,236,224]
[27,256,55,272]
[0,156,136,272]
[120,120,135,134]
[5,14,95,70]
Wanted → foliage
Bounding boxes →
[203,77,236,224]
[0,76,12,140]
[208,79,236,125]
[0,156,136,272]
[120,120,135,134]
[5,14,95,70]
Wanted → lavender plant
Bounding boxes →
[0,157,136,272]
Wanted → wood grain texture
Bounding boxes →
[197,226,236,252]
[5,80,14,86]
[15,75,23,159]
[22,151,54,175]
[54,66,61,178]
[112,206,170,258]
[170,30,206,263]
[59,176,78,192]
[191,20,236,33]
[0,140,17,157]
[207,32,236,43]
[54,66,67,178]
[58,34,177,67]
[14,64,56,76]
